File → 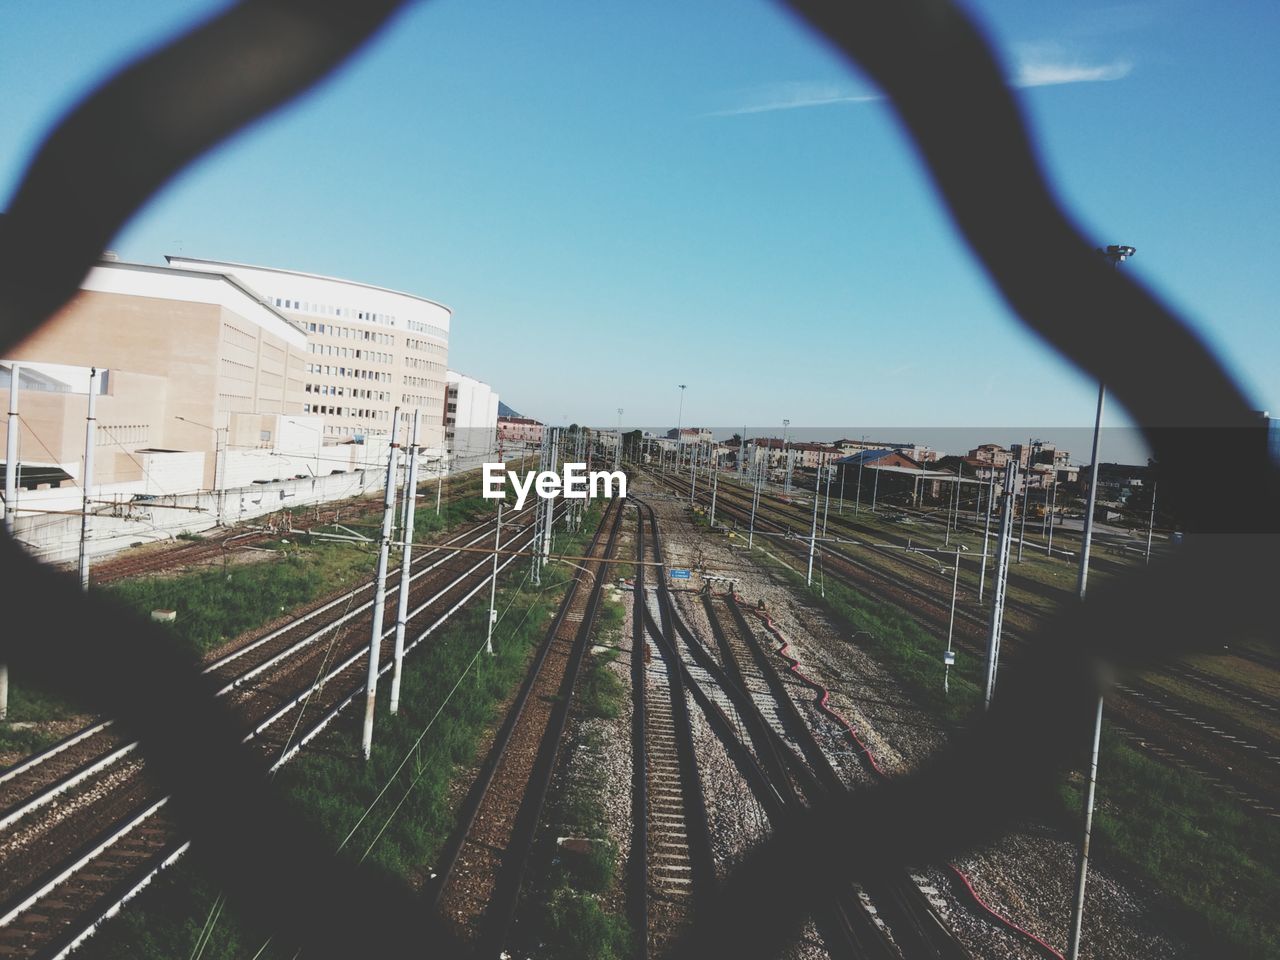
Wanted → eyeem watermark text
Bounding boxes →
[483,462,627,510]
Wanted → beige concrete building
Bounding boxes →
[1,260,310,492]
[167,257,451,453]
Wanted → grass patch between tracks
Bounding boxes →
[71,501,603,960]
[741,537,1280,960]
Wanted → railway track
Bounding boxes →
[0,502,548,959]
[631,505,715,957]
[428,497,624,956]
[639,499,968,960]
[656,470,1280,818]
[84,498,379,585]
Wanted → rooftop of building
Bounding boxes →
[165,255,452,314]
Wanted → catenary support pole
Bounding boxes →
[1047,475,1058,556]
[78,368,98,592]
[542,427,558,564]
[944,548,960,694]
[821,462,831,536]
[2,362,21,720]
[983,462,1017,709]
[709,450,718,526]
[978,475,995,602]
[361,409,401,760]
[1018,469,1030,562]
[389,410,420,714]
[748,461,761,549]
[1067,694,1105,959]
[871,462,880,512]
[485,498,502,656]
[806,473,820,586]
[1145,481,1158,564]
[1078,382,1106,600]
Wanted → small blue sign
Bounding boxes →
[669,568,691,580]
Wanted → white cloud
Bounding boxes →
[1012,44,1133,88]
[709,47,1131,118]
[707,81,880,117]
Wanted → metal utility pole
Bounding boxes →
[709,451,719,526]
[748,462,762,549]
[615,408,623,470]
[946,464,961,547]
[542,427,558,565]
[1068,242,1135,960]
[689,435,697,506]
[978,474,995,602]
[2,363,21,721]
[982,461,1018,709]
[361,410,401,760]
[1018,469,1030,563]
[806,474,820,586]
[740,426,748,480]
[389,411,420,714]
[944,548,960,694]
[485,499,502,656]
[1067,695,1105,958]
[1078,384,1105,600]
[1047,475,1058,556]
[821,462,832,536]
[838,460,846,514]
[531,431,547,586]
[855,452,865,516]
[1145,481,1158,564]
[782,419,790,493]
[871,462,880,512]
[78,369,99,592]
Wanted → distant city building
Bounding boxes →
[967,443,1012,467]
[168,256,450,453]
[667,427,713,445]
[497,415,544,446]
[444,371,499,465]
[1010,441,1071,470]
[836,438,937,463]
[746,438,842,470]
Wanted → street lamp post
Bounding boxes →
[1068,243,1135,960]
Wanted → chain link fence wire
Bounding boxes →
[0,1,1275,958]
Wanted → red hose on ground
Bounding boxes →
[732,594,1067,960]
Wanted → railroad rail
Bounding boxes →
[631,503,715,957]
[427,496,623,956]
[0,502,547,959]
[656,469,1280,818]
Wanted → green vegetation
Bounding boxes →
[746,541,1280,960]
[0,681,88,757]
[1062,736,1280,960]
[536,728,632,960]
[100,549,363,657]
[74,503,604,960]
[579,648,625,720]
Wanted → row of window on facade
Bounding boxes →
[303,403,389,421]
[405,337,447,355]
[277,298,398,326]
[303,320,395,343]
[305,363,392,383]
[307,342,393,364]
[404,356,445,373]
[305,383,390,402]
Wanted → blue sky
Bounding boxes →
[2,1,1277,461]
